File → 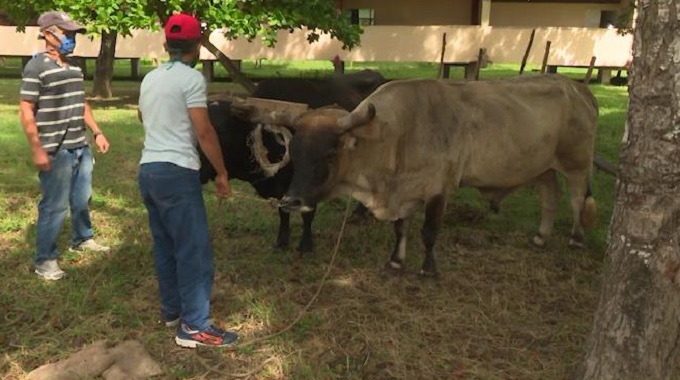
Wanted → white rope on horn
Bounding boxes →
[248,123,293,177]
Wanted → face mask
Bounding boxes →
[188,55,199,68]
[57,33,76,55]
[169,54,199,68]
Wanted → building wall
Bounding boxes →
[340,1,630,27]
[341,0,474,26]
[489,2,627,27]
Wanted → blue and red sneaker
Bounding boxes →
[175,323,238,348]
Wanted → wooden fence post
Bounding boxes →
[584,56,597,84]
[438,32,447,79]
[540,41,552,74]
[519,28,536,75]
[474,48,485,80]
[130,58,140,79]
[332,55,345,74]
[201,60,214,82]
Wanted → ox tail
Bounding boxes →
[580,176,597,229]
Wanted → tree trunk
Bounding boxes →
[579,1,680,379]
[92,31,117,99]
[201,31,257,94]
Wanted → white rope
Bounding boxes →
[248,123,293,177]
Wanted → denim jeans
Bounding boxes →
[138,162,214,331]
[35,146,94,265]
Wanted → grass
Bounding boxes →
[0,60,630,379]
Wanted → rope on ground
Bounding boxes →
[207,188,278,208]
[240,195,352,347]
[199,196,353,379]
[195,350,300,379]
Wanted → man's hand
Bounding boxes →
[95,134,110,153]
[214,173,231,199]
[32,147,51,171]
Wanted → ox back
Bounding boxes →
[200,70,386,252]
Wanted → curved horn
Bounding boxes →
[230,102,255,120]
[337,103,376,131]
[268,110,299,127]
[242,98,308,126]
[208,92,242,103]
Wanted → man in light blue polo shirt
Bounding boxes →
[137,13,237,348]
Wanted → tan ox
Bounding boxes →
[256,74,598,276]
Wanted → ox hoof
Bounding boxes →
[530,235,547,248]
[297,244,314,255]
[383,261,404,274]
[418,269,439,279]
[568,238,586,249]
[274,241,290,251]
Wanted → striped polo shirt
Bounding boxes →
[20,53,87,153]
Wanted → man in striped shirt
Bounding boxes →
[19,11,111,280]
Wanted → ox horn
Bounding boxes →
[230,99,255,120]
[208,92,245,103]
[337,103,376,131]
[242,97,308,126]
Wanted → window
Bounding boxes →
[344,8,375,26]
[599,10,618,29]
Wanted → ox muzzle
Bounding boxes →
[278,195,315,213]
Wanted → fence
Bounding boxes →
[0,25,633,82]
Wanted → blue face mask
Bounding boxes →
[57,33,76,55]
[169,54,199,69]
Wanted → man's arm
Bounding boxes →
[189,107,227,176]
[19,100,50,171]
[84,101,102,134]
[188,107,230,197]
[84,102,109,153]
[19,59,52,171]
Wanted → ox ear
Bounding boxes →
[339,134,357,150]
[349,119,381,140]
[337,104,380,140]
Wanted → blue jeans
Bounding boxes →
[138,162,214,331]
[35,146,94,265]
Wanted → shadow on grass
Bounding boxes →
[0,70,623,379]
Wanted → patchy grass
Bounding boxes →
[0,64,628,380]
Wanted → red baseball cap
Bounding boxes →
[164,13,202,40]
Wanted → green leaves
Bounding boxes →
[0,0,362,49]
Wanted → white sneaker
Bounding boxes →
[69,239,110,253]
[35,259,66,280]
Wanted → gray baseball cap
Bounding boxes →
[37,11,85,32]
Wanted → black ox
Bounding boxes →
[199,70,386,253]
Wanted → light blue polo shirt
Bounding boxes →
[139,62,207,170]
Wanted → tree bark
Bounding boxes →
[92,31,117,99]
[579,1,680,380]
